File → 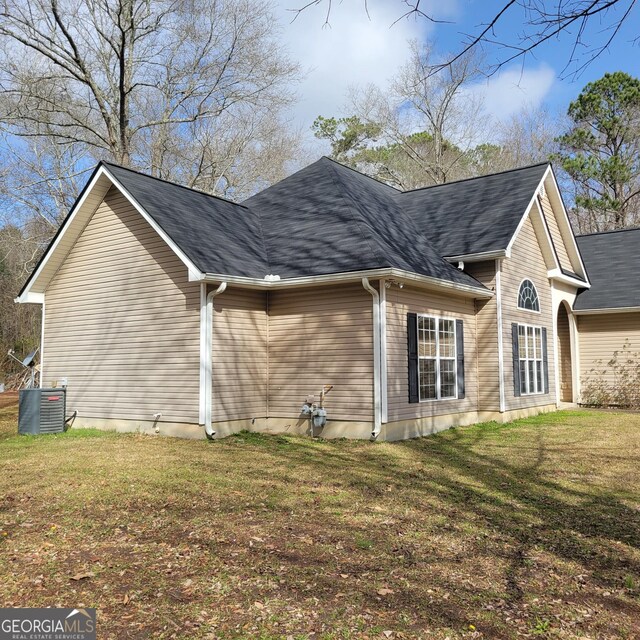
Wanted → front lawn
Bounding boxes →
[0,401,639,639]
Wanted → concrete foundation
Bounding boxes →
[73,403,560,441]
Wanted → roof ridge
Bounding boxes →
[324,159,389,266]
[399,161,550,195]
[101,160,249,209]
[576,226,640,237]
[326,156,483,286]
[321,156,402,192]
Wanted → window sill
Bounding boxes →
[419,396,459,403]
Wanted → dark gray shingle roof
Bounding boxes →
[103,162,269,278]
[574,228,640,310]
[397,163,549,257]
[244,157,483,288]
[100,160,558,292]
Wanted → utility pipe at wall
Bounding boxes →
[204,282,228,439]
[362,277,382,438]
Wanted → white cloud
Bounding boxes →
[276,1,445,134]
[467,64,556,123]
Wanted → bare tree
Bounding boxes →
[346,42,485,187]
[0,0,303,380]
[0,220,48,383]
[0,0,301,193]
[292,0,638,78]
[496,103,562,168]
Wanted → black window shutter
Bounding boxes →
[407,313,419,403]
[542,327,549,394]
[455,319,465,399]
[512,323,521,397]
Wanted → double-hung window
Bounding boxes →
[517,324,543,395]
[417,316,457,401]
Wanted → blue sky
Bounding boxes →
[275,0,639,144]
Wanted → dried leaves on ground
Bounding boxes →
[0,401,639,639]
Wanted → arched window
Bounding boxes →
[518,280,540,312]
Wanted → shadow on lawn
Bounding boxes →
[219,422,640,630]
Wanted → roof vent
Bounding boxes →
[264,274,281,281]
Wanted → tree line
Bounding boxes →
[0,0,639,382]
[312,45,640,234]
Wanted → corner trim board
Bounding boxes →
[496,259,506,413]
[40,297,45,388]
[379,279,388,424]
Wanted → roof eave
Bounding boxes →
[444,249,507,263]
[547,269,591,289]
[198,267,494,299]
[573,306,640,315]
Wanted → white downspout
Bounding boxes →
[204,282,227,439]
[362,278,382,438]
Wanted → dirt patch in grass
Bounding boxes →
[1,401,639,639]
[0,391,18,410]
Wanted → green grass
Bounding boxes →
[0,398,639,639]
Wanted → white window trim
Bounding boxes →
[417,314,459,403]
[517,278,541,314]
[517,322,545,396]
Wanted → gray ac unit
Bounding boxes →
[18,388,66,435]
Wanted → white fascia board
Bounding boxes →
[200,267,494,299]
[189,268,206,281]
[547,269,591,289]
[102,166,203,278]
[573,306,640,315]
[505,184,541,259]
[543,168,589,280]
[15,292,44,304]
[530,198,561,272]
[15,167,109,303]
[444,249,507,262]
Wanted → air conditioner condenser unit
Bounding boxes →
[18,389,66,435]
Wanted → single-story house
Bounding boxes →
[16,158,640,440]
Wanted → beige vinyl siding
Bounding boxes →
[502,216,556,409]
[44,187,201,423]
[212,288,268,422]
[386,284,477,421]
[268,284,373,421]
[578,313,640,388]
[540,192,572,272]
[465,261,500,411]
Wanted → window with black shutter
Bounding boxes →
[408,314,464,402]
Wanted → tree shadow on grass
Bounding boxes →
[205,420,640,634]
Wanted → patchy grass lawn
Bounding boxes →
[0,401,639,640]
